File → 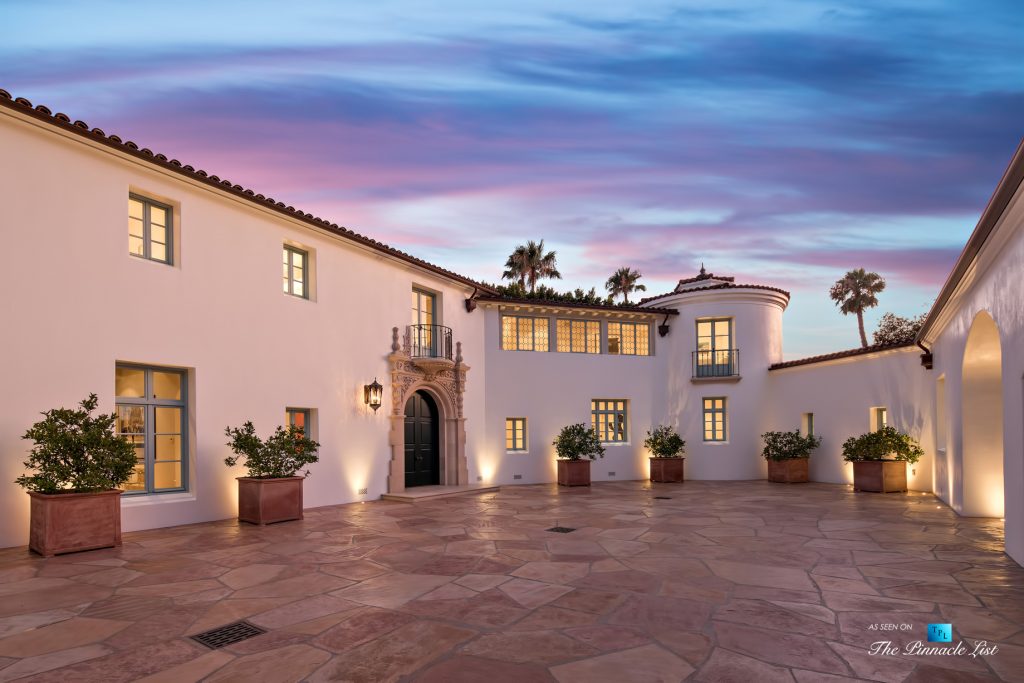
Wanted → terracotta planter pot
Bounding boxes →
[29,490,122,557]
[650,457,685,483]
[557,460,591,487]
[852,460,907,493]
[768,457,809,483]
[237,477,304,524]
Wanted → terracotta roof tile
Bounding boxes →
[768,341,917,370]
[640,282,791,305]
[475,295,678,315]
[0,88,497,295]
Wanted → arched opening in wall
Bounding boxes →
[404,390,440,488]
[961,311,1004,518]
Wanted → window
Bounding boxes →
[872,407,888,431]
[695,318,734,376]
[936,377,946,452]
[128,194,172,264]
[501,315,549,351]
[115,364,187,494]
[802,412,815,437]
[283,246,308,298]
[506,418,527,451]
[556,319,600,353]
[608,322,650,356]
[703,397,727,441]
[287,407,311,434]
[592,400,628,443]
[412,289,435,327]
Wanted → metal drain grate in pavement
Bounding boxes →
[547,526,576,533]
[190,620,266,649]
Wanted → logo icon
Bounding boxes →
[928,624,953,643]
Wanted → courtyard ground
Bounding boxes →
[0,480,1021,682]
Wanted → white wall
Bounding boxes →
[0,109,485,548]
[926,178,1024,564]
[765,348,935,491]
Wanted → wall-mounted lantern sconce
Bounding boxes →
[364,378,383,412]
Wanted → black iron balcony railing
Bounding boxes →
[692,349,739,378]
[407,324,453,360]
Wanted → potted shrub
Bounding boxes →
[225,422,320,524]
[644,425,686,483]
[762,430,821,483]
[842,426,923,493]
[553,423,605,486]
[16,394,137,557]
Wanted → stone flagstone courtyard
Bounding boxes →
[0,481,1021,682]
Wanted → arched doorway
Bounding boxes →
[404,390,440,488]
[961,311,1004,517]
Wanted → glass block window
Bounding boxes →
[608,322,650,356]
[283,245,308,298]
[287,407,311,434]
[506,418,527,451]
[128,194,172,264]
[556,319,600,353]
[591,399,628,443]
[703,397,727,442]
[501,315,549,351]
[115,364,188,494]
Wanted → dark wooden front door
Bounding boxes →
[404,390,439,487]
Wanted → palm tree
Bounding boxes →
[605,267,647,304]
[503,240,561,293]
[829,268,886,348]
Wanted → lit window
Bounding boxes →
[501,315,549,351]
[506,418,527,451]
[286,407,311,434]
[556,319,600,353]
[128,194,173,264]
[695,318,734,376]
[873,407,888,432]
[608,322,650,356]
[703,397,727,441]
[591,399,628,443]
[115,364,187,494]
[283,245,308,298]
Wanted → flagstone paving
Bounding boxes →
[0,480,1020,682]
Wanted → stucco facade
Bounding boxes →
[1,92,1022,566]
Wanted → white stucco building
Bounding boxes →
[1,91,1021,565]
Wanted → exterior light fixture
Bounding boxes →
[364,378,383,412]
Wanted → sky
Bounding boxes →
[3,0,1022,358]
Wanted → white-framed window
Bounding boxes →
[802,412,815,437]
[128,194,173,264]
[506,417,527,451]
[703,397,727,442]
[115,364,188,494]
[283,245,308,298]
[608,322,650,356]
[501,315,549,351]
[556,319,600,354]
[871,407,888,432]
[592,399,628,443]
[695,318,734,376]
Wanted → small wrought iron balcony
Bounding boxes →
[407,324,453,360]
[692,349,739,379]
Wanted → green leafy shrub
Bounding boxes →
[644,425,686,458]
[224,422,321,478]
[553,423,605,461]
[15,394,137,493]
[761,430,822,461]
[841,426,923,464]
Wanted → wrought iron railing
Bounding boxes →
[407,324,453,360]
[692,349,739,378]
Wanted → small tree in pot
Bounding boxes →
[762,430,821,483]
[225,422,320,524]
[16,394,137,556]
[644,425,686,483]
[842,426,923,493]
[553,423,604,486]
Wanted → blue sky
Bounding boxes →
[4,0,1022,357]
